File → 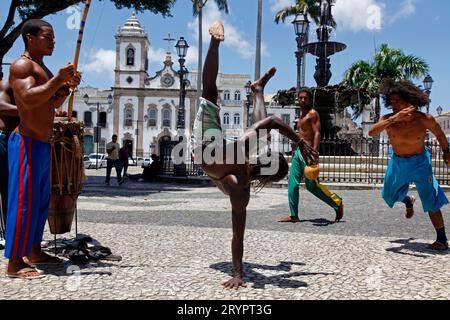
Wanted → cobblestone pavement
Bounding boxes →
[0,168,449,300]
[1,223,449,300]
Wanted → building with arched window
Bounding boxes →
[223,90,230,101]
[223,113,230,125]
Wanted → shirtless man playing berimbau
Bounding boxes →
[369,78,450,250]
[5,19,80,278]
[192,22,313,289]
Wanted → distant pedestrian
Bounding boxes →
[119,141,133,177]
[105,134,124,185]
[142,154,162,181]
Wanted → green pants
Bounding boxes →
[288,148,342,217]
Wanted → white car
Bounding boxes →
[141,157,152,168]
[83,156,91,169]
[86,153,107,169]
[128,157,144,166]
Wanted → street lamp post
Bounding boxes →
[292,13,310,91]
[423,74,434,115]
[422,74,434,141]
[175,37,189,130]
[84,93,113,169]
[244,80,252,128]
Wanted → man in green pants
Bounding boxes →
[279,88,344,223]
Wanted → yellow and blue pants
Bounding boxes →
[288,148,342,217]
[4,133,50,259]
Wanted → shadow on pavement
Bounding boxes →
[385,238,449,258]
[80,176,193,197]
[210,261,333,289]
[299,218,341,227]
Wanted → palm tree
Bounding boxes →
[192,0,229,112]
[254,0,262,80]
[274,0,336,27]
[342,43,429,121]
[274,0,336,90]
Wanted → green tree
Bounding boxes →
[191,0,228,111]
[274,0,336,27]
[0,0,176,79]
[342,43,429,121]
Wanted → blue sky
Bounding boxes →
[1,0,449,116]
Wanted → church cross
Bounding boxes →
[163,33,176,55]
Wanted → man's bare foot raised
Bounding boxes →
[405,195,416,219]
[251,67,277,92]
[209,21,225,41]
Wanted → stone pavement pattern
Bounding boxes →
[1,170,449,299]
[1,223,450,300]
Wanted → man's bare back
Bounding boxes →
[0,80,19,131]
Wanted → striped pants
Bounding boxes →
[288,148,342,217]
[4,133,50,259]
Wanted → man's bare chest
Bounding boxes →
[387,120,425,138]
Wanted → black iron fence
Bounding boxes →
[160,137,450,185]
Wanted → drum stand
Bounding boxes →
[52,203,79,256]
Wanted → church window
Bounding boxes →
[84,111,92,127]
[99,112,107,128]
[126,47,135,66]
[124,108,133,127]
[224,90,230,101]
[162,109,171,127]
[148,108,157,127]
[234,90,241,101]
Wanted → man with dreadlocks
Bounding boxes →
[192,22,313,289]
[369,78,450,250]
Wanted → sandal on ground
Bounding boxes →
[6,267,46,279]
[428,241,449,251]
[278,216,300,223]
[88,246,122,261]
[405,195,416,219]
[335,202,344,222]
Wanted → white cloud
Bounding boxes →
[81,48,115,79]
[389,0,416,24]
[334,0,385,31]
[184,45,199,67]
[269,0,295,13]
[147,46,167,66]
[187,1,256,59]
